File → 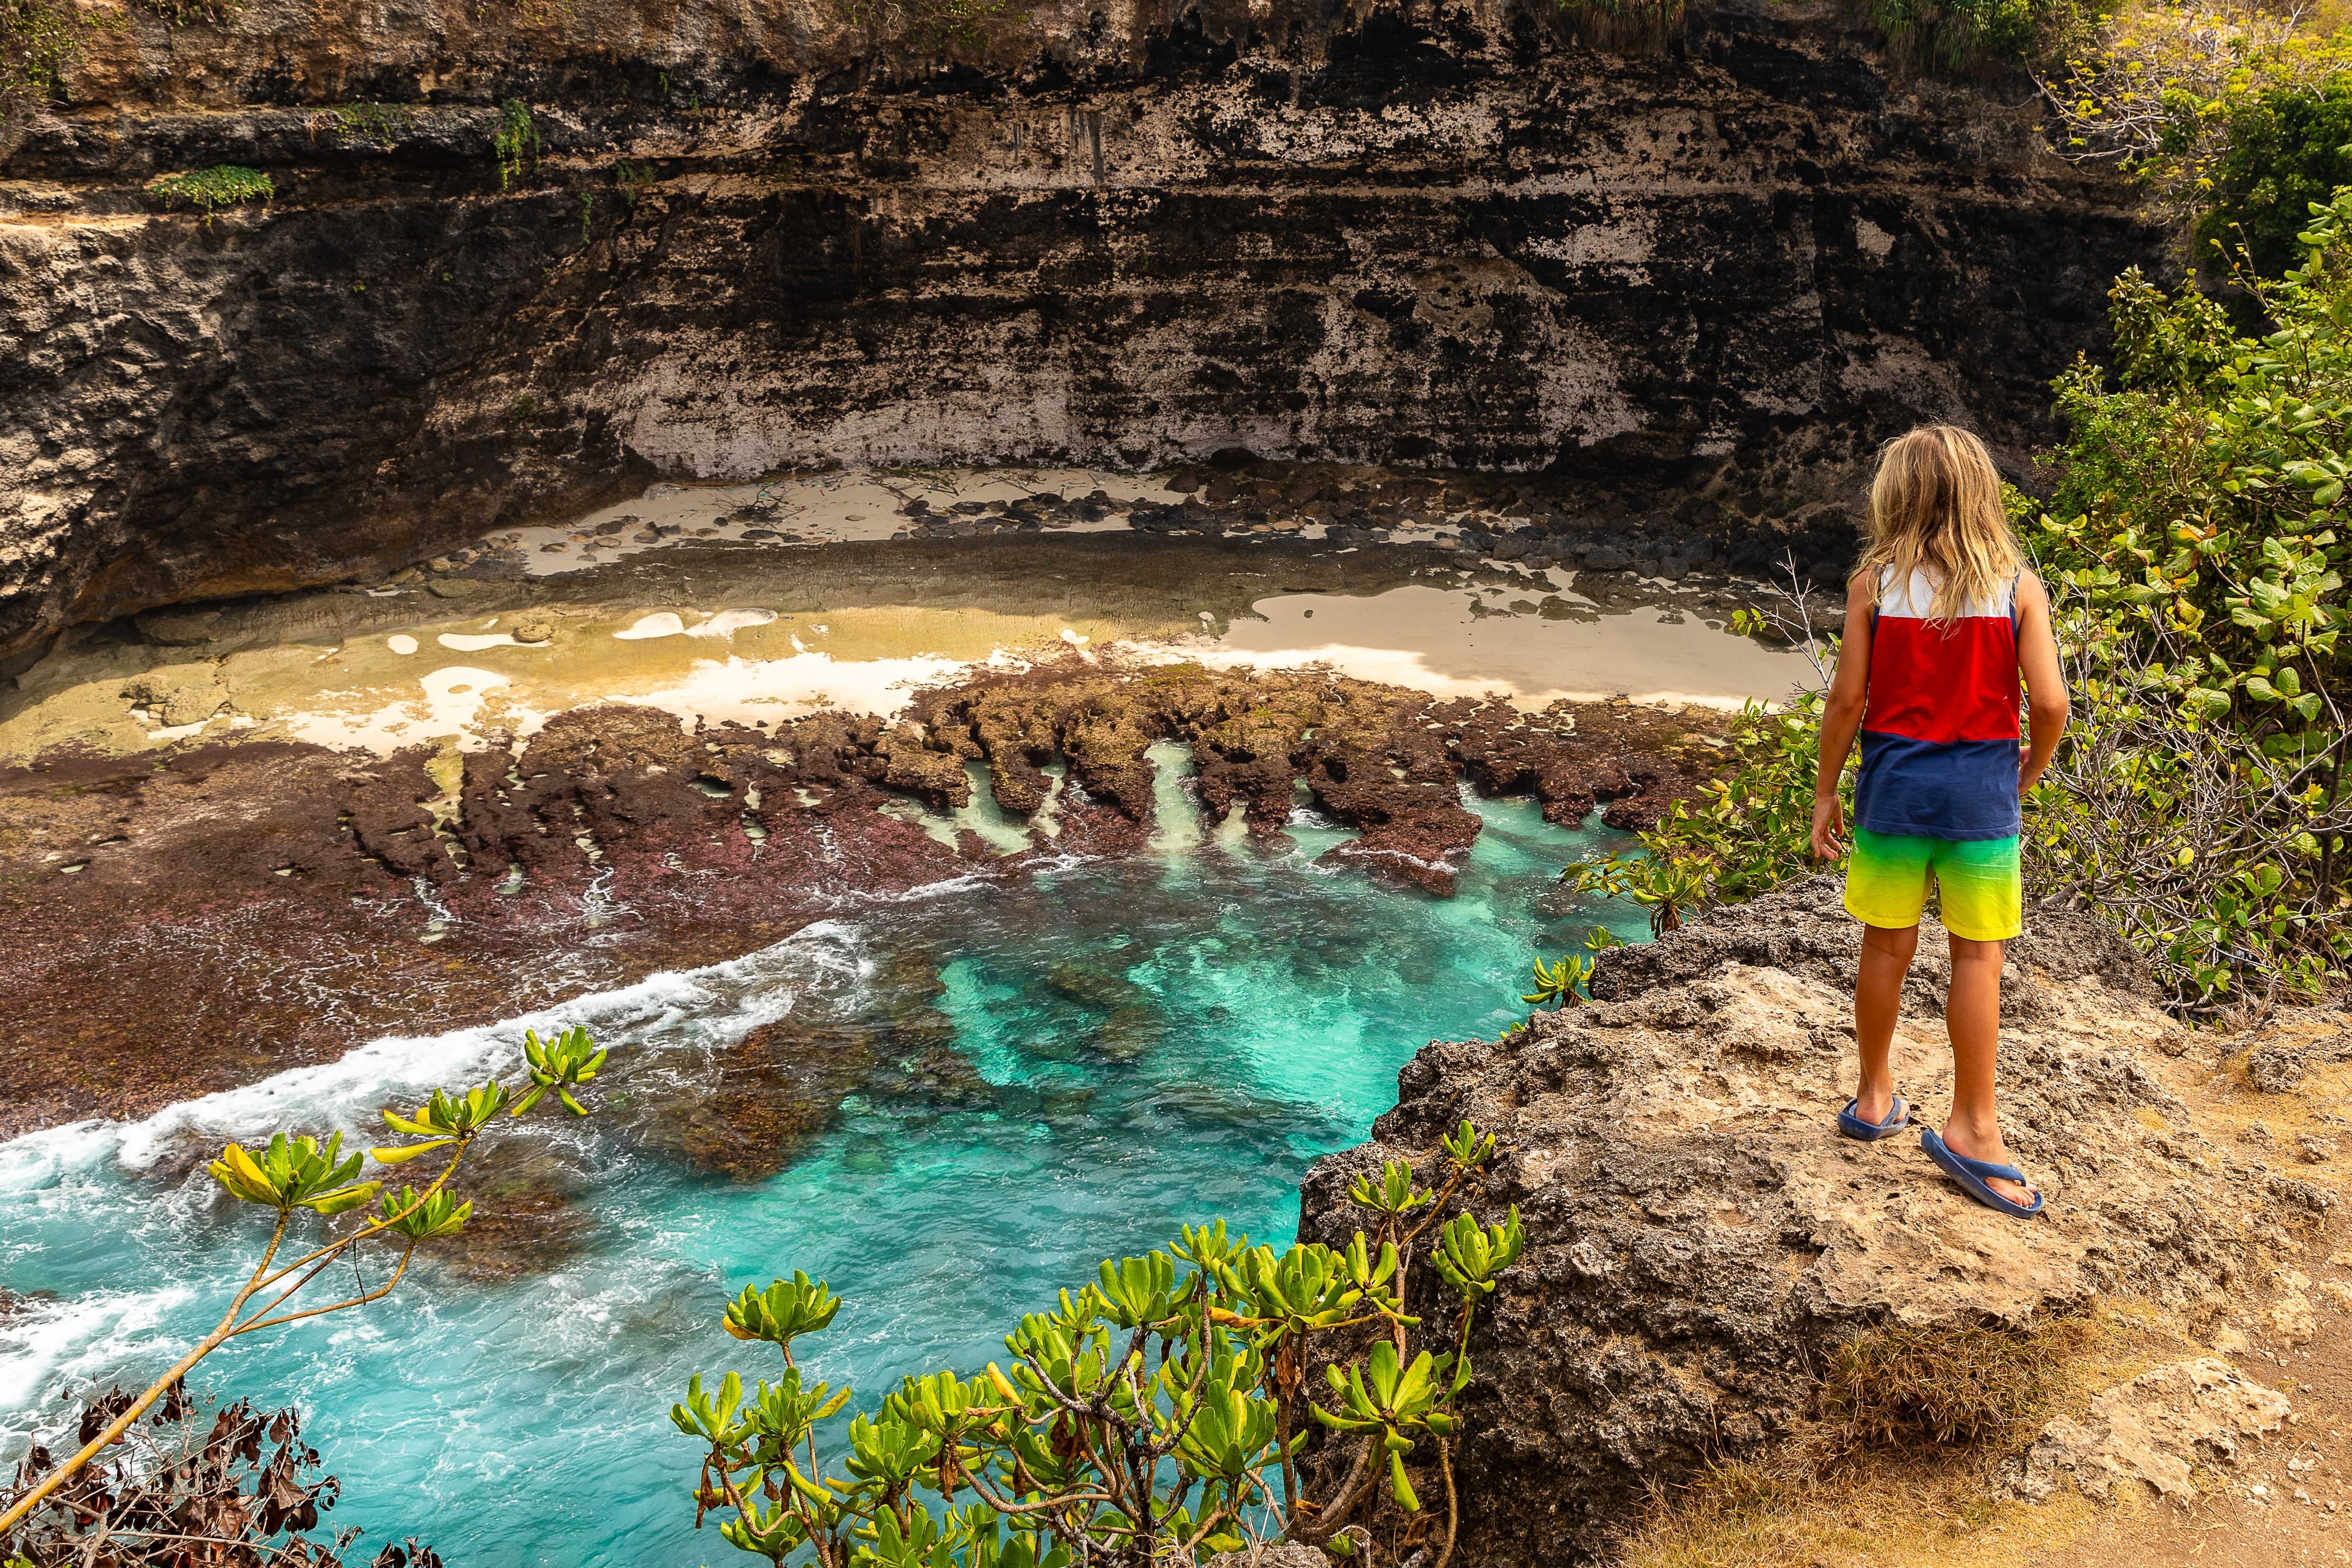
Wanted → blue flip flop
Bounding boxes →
[1837,1092,1910,1141]
[1920,1127,2045,1218]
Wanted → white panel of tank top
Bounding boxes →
[1875,566,2018,621]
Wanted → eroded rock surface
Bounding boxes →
[1299,878,2341,1561]
[0,0,2153,651]
[2012,1358,2291,1502]
[0,663,1721,1135]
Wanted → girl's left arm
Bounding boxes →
[2015,571,2070,791]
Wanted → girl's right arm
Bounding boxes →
[1810,578,1876,860]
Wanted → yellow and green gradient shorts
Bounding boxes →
[1843,829,2022,942]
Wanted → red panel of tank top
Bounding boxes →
[1865,617,2021,744]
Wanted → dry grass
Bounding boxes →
[1619,1310,2123,1568]
[1816,1314,2100,1454]
[1621,1452,2104,1568]
[1555,0,1688,50]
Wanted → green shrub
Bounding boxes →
[316,100,413,150]
[2035,190,2352,1003]
[613,158,656,206]
[2039,4,2352,225]
[1565,593,1847,937]
[674,1121,1522,1568]
[1519,927,1624,1010]
[2199,79,2352,278]
[145,164,274,222]
[493,99,537,190]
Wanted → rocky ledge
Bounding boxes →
[1300,877,2346,1563]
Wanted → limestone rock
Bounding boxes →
[134,608,223,646]
[1299,877,2340,1563]
[0,0,2155,657]
[121,663,227,726]
[2243,1010,2352,1092]
[510,610,558,644]
[2270,1271,2318,1344]
[2012,1358,2289,1501]
[877,736,972,810]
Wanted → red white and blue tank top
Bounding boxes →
[1854,566,2023,841]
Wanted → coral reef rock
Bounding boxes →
[1300,877,2340,1562]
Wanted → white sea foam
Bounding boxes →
[0,1286,198,1410]
[614,612,687,640]
[0,921,873,1179]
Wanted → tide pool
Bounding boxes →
[0,788,1638,1566]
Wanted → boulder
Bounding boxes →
[1298,877,2339,1563]
[121,663,228,726]
[2010,1357,2289,1501]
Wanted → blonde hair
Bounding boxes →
[1859,425,2022,626]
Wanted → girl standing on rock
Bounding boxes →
[1808,425,2070,1219]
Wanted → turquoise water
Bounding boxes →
[0,782,1636,1567]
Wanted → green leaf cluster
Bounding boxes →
[494,99,537,190]
[675,1121,1519,1568]
[2035,188,2352,1002]
[1562,691,1845,939]
[144,164,274,223]
[206,1132,378,1216]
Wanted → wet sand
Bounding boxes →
[0,487,1812,766]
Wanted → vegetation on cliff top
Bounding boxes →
[0,0,112,116]
[2037,0,2352,261]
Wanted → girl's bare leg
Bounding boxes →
[1938,935,2037,1205]
[1853,923,1917,1124]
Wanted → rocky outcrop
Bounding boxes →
[2012,1357,2291,1503]
[0,0,2154,652]
[0,661,1722,1134]
[1299,877,2342,1563]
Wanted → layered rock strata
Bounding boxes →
[1299,877,2344,1562]
[1,0,2154,650]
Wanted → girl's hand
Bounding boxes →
[1810,794,1847,861]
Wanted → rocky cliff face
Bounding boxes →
[0,0,2154,653]
[1299,878,2342,1563]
